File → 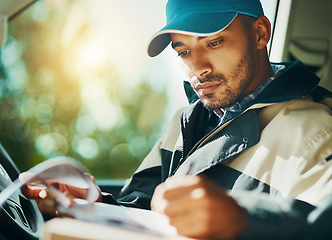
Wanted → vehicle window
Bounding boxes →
[0,0,278,179]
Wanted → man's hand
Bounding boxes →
[151,175,247,240]
[19,172,102,216]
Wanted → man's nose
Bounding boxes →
[190,53,212,79]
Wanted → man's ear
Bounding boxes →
[253,16,271,50]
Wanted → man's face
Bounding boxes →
[171,16,257,110]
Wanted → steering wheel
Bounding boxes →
[0,144,44,240]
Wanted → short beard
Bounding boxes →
[202,65,252,109]
[199,40,255,110]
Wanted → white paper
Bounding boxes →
[0,156,177,237]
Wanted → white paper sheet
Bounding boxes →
[0,156,177,237]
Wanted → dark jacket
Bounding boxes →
[103,61,332,239]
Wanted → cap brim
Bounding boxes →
[147,12,237,57]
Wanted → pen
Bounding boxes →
[186,161,195,175]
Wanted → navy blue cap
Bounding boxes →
[147,0,264,57]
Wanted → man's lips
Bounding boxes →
[195,83,221,95]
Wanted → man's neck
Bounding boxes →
[241,57,274,99]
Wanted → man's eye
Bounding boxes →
[208,39,223,47]
[178,50,190,57]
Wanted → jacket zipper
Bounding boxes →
[171,103,275,176]
[185,103,275,159]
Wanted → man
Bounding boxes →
[22,0,332,239]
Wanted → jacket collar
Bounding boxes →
[253,61,320,104]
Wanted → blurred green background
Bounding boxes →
[0,0,187,179]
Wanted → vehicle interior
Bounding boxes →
[270,0,332,91]
[0,0,331,239]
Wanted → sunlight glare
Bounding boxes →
[80,79,124,131]
[76,39,107,75]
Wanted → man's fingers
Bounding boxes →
[152,175,208,212]
[21,184,47,200]
[19,172,32,182]
[19,172,44,185]
[19,171,101,206]
[152,175,247,239]
[169,209,211,238]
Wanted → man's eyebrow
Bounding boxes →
[171,42,183,49]
[171,36,207,49]
[197,36,207,41]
